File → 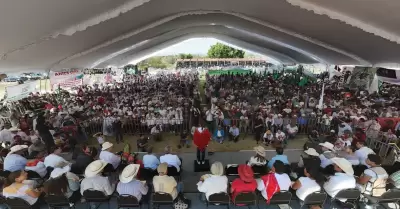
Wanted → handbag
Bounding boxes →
[173,195,191,209]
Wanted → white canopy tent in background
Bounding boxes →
[1,0,400,73]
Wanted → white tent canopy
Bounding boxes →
[2,0,400,72]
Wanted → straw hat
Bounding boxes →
[319,142,334,151]
[119,164,140,183]
[157,163,168,174]
[254,146,266,157]
[50,165,71,179]
[266,130,272,134]
[9,127,20,132]
[331,157,354,176]
[101,142,113,151]
[210,162,224,176]
[238,164,254,182]
[85,160,108,177]
[304,148,319,157]
[8,145,28,155]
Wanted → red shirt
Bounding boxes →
[231,179,257,200]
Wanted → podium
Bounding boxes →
[194,160,210,172]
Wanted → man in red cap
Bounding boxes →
[193,125,211,165]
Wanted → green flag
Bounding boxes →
[299,77,308,86]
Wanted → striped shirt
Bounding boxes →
[116,180,148,201]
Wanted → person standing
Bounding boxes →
[254,115,264,143]
[113,117,123,144]
[35,114,54,153]
[193,126,211,165]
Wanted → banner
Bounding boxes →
[376,118,400,131]
[49,70,83,90]
[83,73,122,86]
[5,81,37,101]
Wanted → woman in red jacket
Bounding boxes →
[193,126,211,164]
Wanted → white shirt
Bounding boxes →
[197,175,228,199]
[97,137,105,144]
[0,129,12,142]
[206,110,213,122]
[44,154,69,168]
[355,147,375,167]
[25,162,47,178]
[160,154,181,172]
[323,173,356,202]
[275,132,286,141]
[99,150,121,169]
[247,156,267,166]
[256,173,291,200]
[319,151,335,168]
[296,177,321,201]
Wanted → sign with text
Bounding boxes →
[49,70,83,90]
[5,81,37,101]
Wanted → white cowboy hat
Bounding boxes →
[50,165,71,179]
[319,142,334,151]
[85,160,108,177]
[304,148,319,157]
[9,127,20,132]
[331,157,354,176]
[8,145,28,155]
[254,146,266,157]
[119,164,140,183]
[101,142,113,151]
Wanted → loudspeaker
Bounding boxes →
[194,160,210,172]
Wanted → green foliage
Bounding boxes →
[207,43,245,58]
[178,53,194,59]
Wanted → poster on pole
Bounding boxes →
[5,81,37,101]
[49,70,84,90]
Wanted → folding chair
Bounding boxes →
[330,188,361,209]
[151,192,174,209]
[167,166,181,181]
[364,188,400,209]
[251,165,268,177]
[140,168,157,181]
[267,191,292,208]
[5,197,32,209]
[232,192,257,208]
[117,194,141,209]
[207,192,230,209]
[83,190,111,209]
[300,191,327,209]
[225,164,239,182]
[45,194,73,209]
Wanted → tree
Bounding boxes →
[179,53,194,59]
[207,43,245,58]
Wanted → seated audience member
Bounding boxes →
[248,146,267,166]
[262,130,273,146]
[354,141,375,167]
[179,130,190,149]
[319,142,335,169]
[197,162,228,200]
[117,164,149,202]
[228,125,240,143]
[343,146,360,166]
[25,151,47,178]
[28,140,46,156]
[286,123,298,139]
[323,158,356,202]
[45,165,81,204]
[137,135,148,152]
[160,146,181,173]
[4,145,28,172]
[273,129,286,148]
[352,128,366,146]
[256,161,291,202]
[388,169,400,190]
[143,147,160,170]
[80,160,115,196]
[213,126,225,144]
[71,145,95,174]
[231,165,257,200]
[151,125,162,141]
[267,147,289,169]
[153,163,179,200]
[44,146,69,168]
[3,170,44,209]
[99,142,121,170]
[298,148,321,168]
[357,154,388,197]
[291,163,324,202]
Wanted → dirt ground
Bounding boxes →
[88,133,307,153]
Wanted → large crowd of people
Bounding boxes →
[0,67,399,209]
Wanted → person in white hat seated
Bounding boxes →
[117,164,149,202]
[99,141,121,170]
[160,146,181,173]
[80,160,115,196]
[9,127,30,144]
[153,163,179,200]
[318,142,336,169]
[43,146,69,168]
[247,146,267,166]
[44,165,81,204]
[323,158,356,202]
[2,170,44,209]
[4,145,28,172]
[197,162,228,201]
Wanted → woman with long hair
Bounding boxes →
[2,170,44,209]
[43,166,81,204]
[291,164,325,205]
